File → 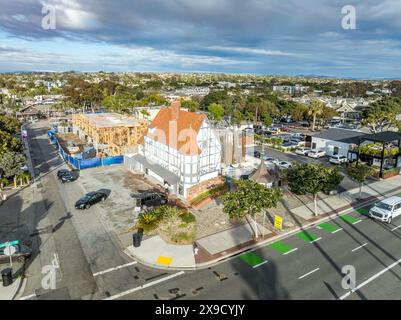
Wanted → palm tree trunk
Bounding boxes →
[359,183,362,200]
[312,114,316,131]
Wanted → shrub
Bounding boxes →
[137,212,159,231]
[0,177,8,189]
[190,184,227,206]
[179,211,196,224]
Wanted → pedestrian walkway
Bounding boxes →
[197,223,271,255]
[291,175,401,220]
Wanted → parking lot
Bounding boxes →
[246,144,374,193]
[76,165,161,242]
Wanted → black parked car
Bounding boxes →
[131,192,167,209]
[75,190,109,210]
[57,169,70,179]
[254,151,261,158]
[60,170,80,183]
[0,244,32,264]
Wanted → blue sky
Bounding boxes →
[1,0,401,78]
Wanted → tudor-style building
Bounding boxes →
[127,101,222,200]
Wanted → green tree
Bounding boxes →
[0,151,26,179]
[362,111,396,133]
[180,98,199,112]
[308,100,325,131]
[287,163,343,215]
[222,179,283,238]
[208,103,225,121]
[347,163,374,199]
[0,115,20,135]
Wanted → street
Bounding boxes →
[12,121,401,300]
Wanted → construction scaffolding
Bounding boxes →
[72,113,149,156]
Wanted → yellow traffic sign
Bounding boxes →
[274,215,283,230]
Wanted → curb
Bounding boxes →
[125,185,401,271]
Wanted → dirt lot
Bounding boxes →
[77,165,162,246]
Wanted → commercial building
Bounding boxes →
[126,101,222,200]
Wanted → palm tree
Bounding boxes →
[308,100,325,131]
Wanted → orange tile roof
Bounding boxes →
[146,101,206,155]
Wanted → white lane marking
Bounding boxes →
[283,248,298,255]
[93,261,138,276]
[104,271,185,300]
[298,268,320,280]
[391,225,401,231]
[332,228,343,234]
[339,257,401,300]
[310,237,322,243]
[351,243,368,252]
[19,293,36,300]
[316,226,322,230]
[253,261,268,269]
[353,220,362,225]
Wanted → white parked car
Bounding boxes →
[279,161,292,169]
[369,196,401,223]
[308,150,326,158]
[329,155,348,165]
[295,147,310,156]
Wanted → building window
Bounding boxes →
[178,184,184,196]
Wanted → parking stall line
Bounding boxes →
[253,261,268,269]
[310,237,322,243]
[391,225,401,231]
[353,220,362,225]
[283,248,298,256]
[351,243,368,252]
[298,268,320,280]
[93,261,138,276]
[332,228,343,234]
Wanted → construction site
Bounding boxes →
[72,113,149,156]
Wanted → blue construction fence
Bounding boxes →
[48,130,124,170]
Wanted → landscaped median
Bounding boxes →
[132,205,197,245]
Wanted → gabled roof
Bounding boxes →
[146,101,206,156]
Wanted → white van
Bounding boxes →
[369,196,401,223]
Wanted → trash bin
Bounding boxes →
[133,233,141,248]
[1,268,13,287]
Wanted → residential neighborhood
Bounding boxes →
[2,0,401,309]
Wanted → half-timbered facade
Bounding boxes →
[128,101,221,200]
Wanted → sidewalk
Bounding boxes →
[124,175,401,271]
[0,277,22,300]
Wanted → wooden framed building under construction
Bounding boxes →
[72,113,149,156]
